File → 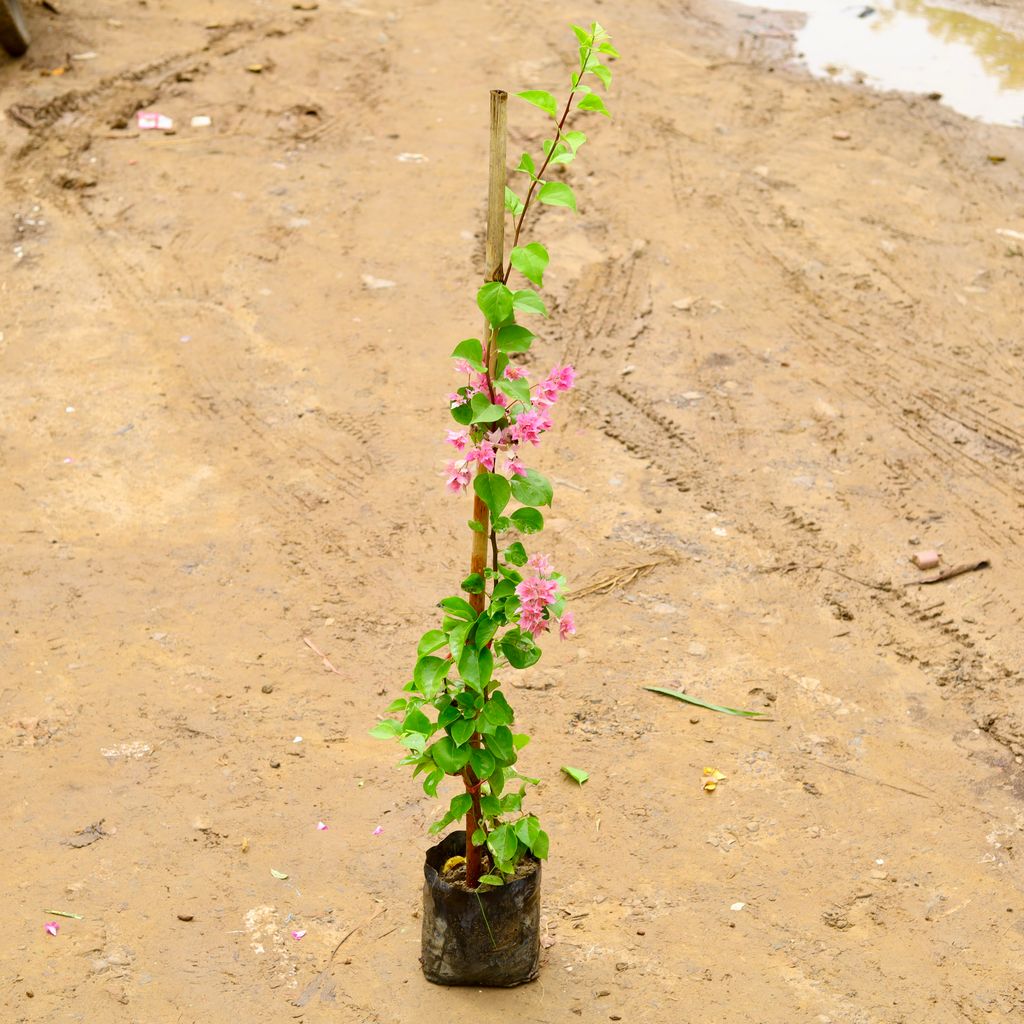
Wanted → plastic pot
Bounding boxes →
[421,829,541,987]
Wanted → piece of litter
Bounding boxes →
[996,228,1024,241]
[179,335,191,343]
[65,406,75,413]
[712,527,728,537]
[270,868,289,880]
[241,837,249,853]
[101,741,152,760]
[45,909,83,920]
[62,457,74,464]
[672,296,697,311]
[910,550,941,571]
[397,152,428,163]
[316,821,328,831]
[71,52,98,60]
[291,929,307,940]
[875,858,885,865]
[137,112,174,131]
[190,115,212,128]
[361,274,397,290]
[731,902,745,911]
[702,767,727,792]
[372,825,384,836]
[44,922,60,936]
[293,736,303,744]
[246,64,264,74]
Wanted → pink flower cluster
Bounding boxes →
[514,554,576,640]
[442,363,576,493]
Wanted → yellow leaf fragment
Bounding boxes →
[702,767,726,792]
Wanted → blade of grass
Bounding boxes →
[643,686,767,718]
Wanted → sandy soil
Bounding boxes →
[3,1,1024,1021]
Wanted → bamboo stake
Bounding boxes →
[464,89,507,891]
[468,89,507,616]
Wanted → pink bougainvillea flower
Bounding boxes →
[511,409,546,446]
[548,364,576,392]
[452,358,474,375]
[44,921,59,936]
[444,459,471,493]
[516,576,559,605]
[316,821,328,831]
[445,428,469,451]
[449,391,468,408]
[504,454,527,477]
[291,929,307,940]
[467,441,496,472]
[559,611,577,639]
[372,825,384,836]
[526,553,554,575]
[504,365,528,381]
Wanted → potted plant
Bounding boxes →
[372,21,618,987]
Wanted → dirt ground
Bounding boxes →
[3,0,1024,1021]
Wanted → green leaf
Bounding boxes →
[470,746,496,781]
[496,377,531,406]
[532,829,550,860]
[512,289,548,317]
[487,822,518,863]
[564,130,587,153]
[504,186,525,215]
[496,324,535,352]
[509,243,549,287]
[537,181,577,211]
[598,40,620,58]
[473,472,511,520]
[477,281,514,326]
[429,793,474,834]
[474,614,499,649]
[458,645,483,691]
[503,541,528,566]
[403,706,434,737]
[446,620,472,663]
[510,507,544,534]
[270,868,289,880]
[477,646,494,689]
[590,63,611,88]
[484,725,516,765]
[515,815,540,849]
[417,630,447,657]
[384,698,408,713]
[430,736,472,774]
[570,23,590,44]
[511,468,553,507]
[477,874,504,886]
[515,151,536,176]
[561,765,589,785]
[469,393,506,424]
[413,655,448,698]
[512,733,530,749]
[451,338,484,371]
[480,794,501,817]
[423,768,444,797]
[437,704,461,729]
[439,596,477,621]
[450,394,474,425]
[460,573,485,595]
[483,690,514,728]
[492,516,511,534]
[578,93,610,117]
[468,518,486,533]
[644,687,767,718]
[517,90,557,117]
[369,719,401,740]
[450,717,475,747]
[500,631,542,670]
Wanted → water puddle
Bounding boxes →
[736,0,1024,125]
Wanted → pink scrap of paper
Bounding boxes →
[137,111,174,130]
[291,929,306,940]
[372,825,384,836]
[316,821,328,831]
[44,921,60,936]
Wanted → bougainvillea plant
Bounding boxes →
[373,22,617,891]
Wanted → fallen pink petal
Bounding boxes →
[291,929,307,940]
[372,825,384,836]
[316,821,328,831]
[44,921,60,936]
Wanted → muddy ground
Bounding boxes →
[2,0,1024,1021]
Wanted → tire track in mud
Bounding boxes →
[563,221,1024,757]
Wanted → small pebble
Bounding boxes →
[270,758,281,769]
[832,130,851,141]
[636,929,645,935]
[177,913,194,922]
[261,684,274,694]
[689,717,700,725]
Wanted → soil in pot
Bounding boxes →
[421,829,541,987]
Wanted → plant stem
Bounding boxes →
[502,43,593,283]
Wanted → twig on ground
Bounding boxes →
[569,555,673,599]
[810,758,932,799]
[903,560,990,587]
[303,636,344,675]
[293,906,387,1008]
[760,562,892,592]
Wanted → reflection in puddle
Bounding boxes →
[740,0,1024,124]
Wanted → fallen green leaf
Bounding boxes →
[270,868,289,880]
[44,909,84,920]
[644,687,766,718]
[561,765,589,785]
